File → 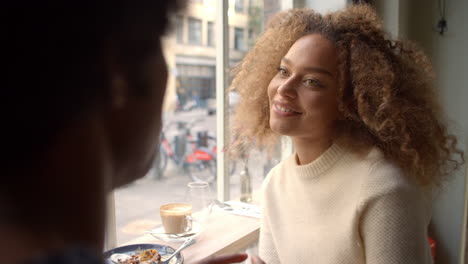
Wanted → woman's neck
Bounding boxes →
[292,136,334,165]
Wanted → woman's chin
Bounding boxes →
[270,122,295,137]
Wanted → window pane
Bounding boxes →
[113,0,283,246]
[188,17,202,45]
[176,16,184,44]
[207,21,214,47]
[114,2,217,245]
[235,0,245,12]
[234,27,244,51]
[228,0,283,203]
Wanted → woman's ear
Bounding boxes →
[109,73,129,109]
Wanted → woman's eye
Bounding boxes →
[277,67,288,76]
[304,79,323,87]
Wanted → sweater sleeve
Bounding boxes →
[359,180,432,264]
[259,214,281,264]
[258,169,281,264]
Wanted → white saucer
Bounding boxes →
[148,222,202,242]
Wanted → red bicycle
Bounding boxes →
[152,119,232,183]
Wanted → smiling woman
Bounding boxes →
[231,4,464,264]
[268,34,340,164]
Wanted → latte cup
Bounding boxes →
[159,203,193,234]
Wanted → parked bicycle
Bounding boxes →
[152,119,235,183]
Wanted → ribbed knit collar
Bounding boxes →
[288,142,346,179]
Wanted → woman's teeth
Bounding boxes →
[276,104,297,113]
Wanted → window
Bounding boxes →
[112,0,284,247]
[177,64,216,107]
[235,0,245,12]
[207,21,214,47]
[176,16,184,44]
[234,27,245,50]
[188,17,202,45]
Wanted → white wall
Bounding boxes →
[373,0,400,37]
[376,0,468,263]
[304,0,347,13]
[428,0,468,260]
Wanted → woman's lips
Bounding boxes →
[272,103,302,117]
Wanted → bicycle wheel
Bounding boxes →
[185,157,217,183]
[152,147,168,180]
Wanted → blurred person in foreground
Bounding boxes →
[1,1,249,264]
[231,5,464,264]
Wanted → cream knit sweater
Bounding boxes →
[259,143,433,264]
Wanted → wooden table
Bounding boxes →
[124,210,260,264]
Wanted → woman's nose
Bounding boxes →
[277,77,297,99]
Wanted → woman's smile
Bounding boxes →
[272,100,302,117]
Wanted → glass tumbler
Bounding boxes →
[185,181,213,229]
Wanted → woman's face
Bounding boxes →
[268,34,339,141]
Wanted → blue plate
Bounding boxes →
[103,243,183,264]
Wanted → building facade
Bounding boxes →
[162,0,262,111]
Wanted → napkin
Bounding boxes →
[215,201,261,219]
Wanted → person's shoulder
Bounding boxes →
[356,147,432,220]
[359,147,420,197]
[24,246,103,264]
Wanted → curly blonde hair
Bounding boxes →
[231,5,464,187]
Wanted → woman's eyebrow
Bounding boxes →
[281,57,334,78]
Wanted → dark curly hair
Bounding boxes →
[231,5,464,187]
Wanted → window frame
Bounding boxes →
[215,0,230,201]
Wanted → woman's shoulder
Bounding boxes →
[357,147,430,204]
[355,147,433,222]
[364,147,409,187]
[24,246,103,264]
